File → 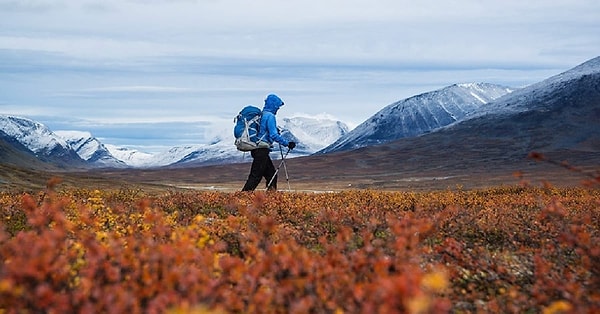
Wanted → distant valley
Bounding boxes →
[1,56,599,191]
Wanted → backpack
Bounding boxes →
[233,105,265,151]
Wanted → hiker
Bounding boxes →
[242,94,296,191]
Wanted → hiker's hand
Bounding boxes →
[288,141,296,150]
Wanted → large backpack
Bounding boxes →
[233,105,265,151]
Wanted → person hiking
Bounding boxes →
[242,94,296,191]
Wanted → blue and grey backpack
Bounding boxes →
[233,105,265,151]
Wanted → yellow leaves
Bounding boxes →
[95,231,108,242]
[0,278,22,296]
[0,279,11,292]
[543,300,572,314]
[405,269,449,314]
[169,215,214,249]
[67,241,86,288]
[194,214,205,224]
[87,189,105,211]
[421,269,448,293]
[196,231,214,249]
[406,295,431,314]
[212,253,228,275]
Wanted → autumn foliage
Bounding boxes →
[0,183,599,313]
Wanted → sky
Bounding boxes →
[0,0,599,153]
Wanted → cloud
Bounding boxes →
[2,0,597,64]
[79,86,195,93]
[1,0,598,151]
[0,0,67,12]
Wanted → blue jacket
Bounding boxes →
[257,94,289,147]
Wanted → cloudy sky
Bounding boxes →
[1,0,598,152]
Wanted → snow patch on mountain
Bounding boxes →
[280,115,350,153]
[105,145,155,168]
[319,82,515,153]
[106,115,350,168]
[474,56,600,117]
[0,115,71,155]
[54,131,95,158]
[55,130,126,168]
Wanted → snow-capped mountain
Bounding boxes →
[0,115,86,167]
[318,83,514,154]
[167,115,349,167]
[0,131,48,170]
[450,56,600,153]
[0,113,349,169]
[1,115,72,155]
[55,131,126,168]
[266,57,600,188]
[2,55,599,174]
[381,55,600,163]
[279,116,350,153]
[105,115,350,168]
[161,143,252,168]
[104,145,155,168]
[472,56,600,118]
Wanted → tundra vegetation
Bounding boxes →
[0,172,599,313]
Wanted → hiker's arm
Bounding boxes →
[265,115,289,146]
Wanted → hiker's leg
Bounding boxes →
[242,148,269,191]
[264,155,277,191]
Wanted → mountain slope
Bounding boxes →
[307,56,600,180]
[319,83,514,153]
[105,145,155,168]
[458,57,600,153]
[0,115,86,168]
[112,115,350,168]
[0,113,349,169]
[55,131,127,168]
[138,56,600,191]
[279,116,349,154]
[0,132,51,169]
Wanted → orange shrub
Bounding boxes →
[0,184,598,313]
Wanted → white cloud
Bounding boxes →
[1,0,597,64]
[79,86,195,93]
[0,0,67,12]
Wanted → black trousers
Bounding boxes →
[242,148,277,191]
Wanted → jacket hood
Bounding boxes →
[263,94,284,114]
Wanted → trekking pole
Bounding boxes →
[279,143,291,191]
[266,146,291,191]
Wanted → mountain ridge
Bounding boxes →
[100,56,600,191]
[0,114,350,169]
[0,115,86,168]
[2,56,599,188]
[318,82,514,154]
[55,130,127,168]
